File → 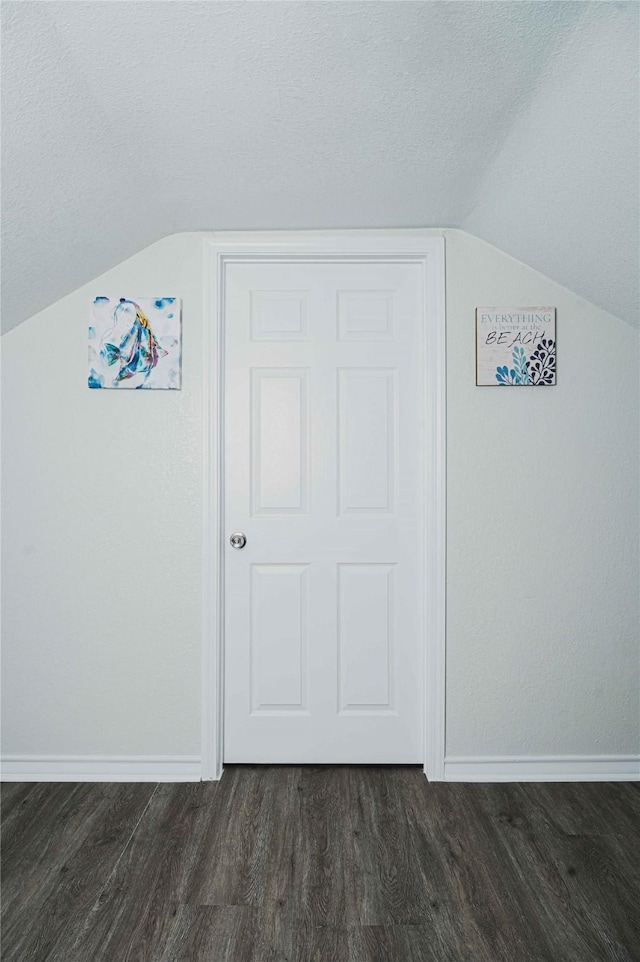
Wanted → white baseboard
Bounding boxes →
[0,754,202,782]
[443,754,640,782]
[3,753,637,783]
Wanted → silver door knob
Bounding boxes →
[229,532,247,549]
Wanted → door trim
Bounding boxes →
[202,231,446,781]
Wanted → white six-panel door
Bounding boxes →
[224,259,425,762]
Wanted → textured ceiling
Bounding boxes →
[2,1,638,332]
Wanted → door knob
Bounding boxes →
[229,532,247,549]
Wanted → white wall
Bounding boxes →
[464,3,639,326]
[1,233,205,756]
[445,231,639,758]
[2,230,638,769]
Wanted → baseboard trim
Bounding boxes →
[0,754,202,782]
[3,752,637,783]
[443,754,640,782]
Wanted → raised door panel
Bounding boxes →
[250,291,309,340]
[337,290,395,340]
[250,368,309,515]
[338,368,397,515]
[250,564,309,714]
[338,563,395,713]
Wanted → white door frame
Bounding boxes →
[201,231,446,781]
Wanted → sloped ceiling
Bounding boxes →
[2,1,638,332]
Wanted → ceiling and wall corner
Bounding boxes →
[2,1,638,333]
[463,3,640,326]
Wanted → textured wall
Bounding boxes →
[4,2,638,330]
[465,4,639,326]
[2,230,638,761]
[445,231,639,756]
[1,234,205,755]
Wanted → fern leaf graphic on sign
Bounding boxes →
[512,345,530,384]
[528,339,556,385]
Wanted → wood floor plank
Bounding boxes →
[65,782,220,962]
[185,765,298,908]
[67,901,256,962]
[404,780,556,962]
[517,829,640,961]
[1,782,96,900]
[390,775,493,960]
[247,766,360,958]
[0,781,37,822]
[511,781,640,839]
[296,765,356,926]
[2,782,142,927]
[159,905,257,962]
[291,921,351,962]
[350,925,401,962]
[349,766,438,927]
[350,923,446,962]
[2,782,156,962]
[486,795,639,961]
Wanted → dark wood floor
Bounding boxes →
[1,767,639,961]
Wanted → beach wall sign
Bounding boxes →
[476,307,556,386]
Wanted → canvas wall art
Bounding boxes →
[476,307,556,386]
[89,297,182,389]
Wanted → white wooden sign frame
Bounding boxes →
[476,307,556,386]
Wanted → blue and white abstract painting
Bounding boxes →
[89,297,182,389]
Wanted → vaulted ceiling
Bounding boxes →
[2,1,638,332]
